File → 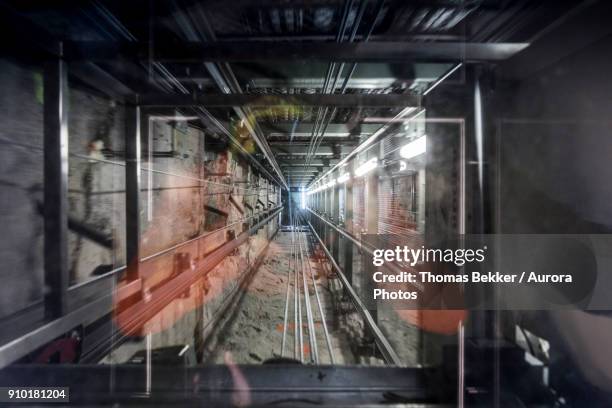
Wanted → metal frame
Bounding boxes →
[307,220,402,366]
[137,93,420,108]
[62,41,529,63]
[307,208,424,292]
[124,105,141,281]
[331,183,340,261]
[43,57,70,319]
[0,365,441,405]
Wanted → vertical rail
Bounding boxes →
[325,187,332,246]
[297,229,304,362]
[125,105,141,281]
[298,230,318,364]
[331,184,340,261]
[300,214,336,364]
[458,320,465,408]
[363,172,379,322]
[343,167,354,283]
[281,198,294,357]
[281,239,292,357]
[293,223,299,360]
[306,220,402,366]
[43,56,70,318]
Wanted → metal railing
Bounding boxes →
[0,206,282,368]
[281,203,335,364]
[306,217,402,366]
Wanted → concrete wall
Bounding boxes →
[496,35,612,234]
[0,58,281,331]
[0,59,129,317]
[0,60,45,318]
[493,34,612,391]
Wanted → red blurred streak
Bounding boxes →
[224,352,251,407]
[112,210,282,338]
[114,230,249,336]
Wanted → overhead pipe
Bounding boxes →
[171,4,288,189]
[304,0,355,168]
[308,0,387,168]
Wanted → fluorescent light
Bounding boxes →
[354,107,416,155]
[337,173,351,184]
[307,184,320,195]
[308,106,417,188]
[354,158,378,177]
[399,136,426,160]
[326,179,337,189]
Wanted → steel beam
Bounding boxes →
[43,58,70,319]
[274,144,351,155]
[331,184,340,261]
[280,165,326,170]
[125,105,141,281]
[279,160,335,167]
[0,365,439,404]
[64,41,529,63]
[137,93,419,108]
[269,138,359,146]
[173,6,290,192]
[343,164,354,283]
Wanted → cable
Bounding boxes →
[299,212,336,364]
[281,207,293,357]
[298,229,319,364]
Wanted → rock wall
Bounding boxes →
[0,58,282,331]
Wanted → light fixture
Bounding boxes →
[399,136,426,160]
[307,184,320,195]
[337,173,351,184]
[399,161,407,171]
[309,106,417,187]
[326,178,337,189]
[354,158,378,177]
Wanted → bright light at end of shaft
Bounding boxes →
[399,135,426,160]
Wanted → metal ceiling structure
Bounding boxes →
[0,0,586,188]
[2,3,612,406]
